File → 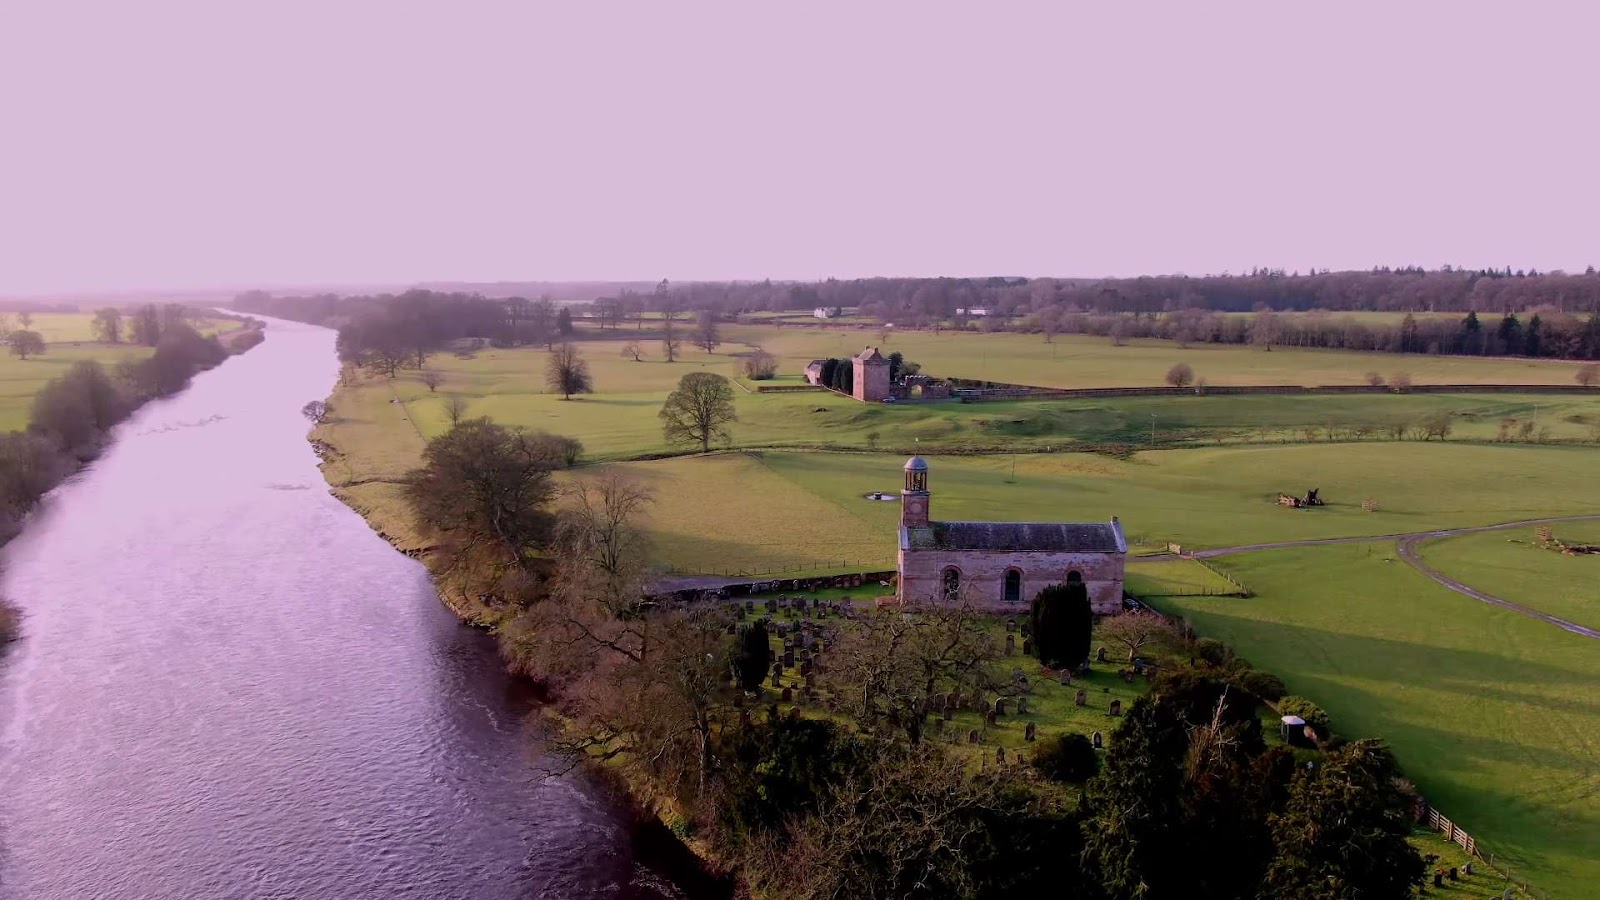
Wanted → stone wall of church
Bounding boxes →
[898,547,1125,615]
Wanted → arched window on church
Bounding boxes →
[1067,570,1083,585]
[941,567,961,601]
[1003,569,1022,604]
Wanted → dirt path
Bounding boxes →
[1157,514,1600,640]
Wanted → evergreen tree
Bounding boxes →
[735,620,772,690]
[1063,581,1092,668]
[1525,314,1543,357]
[1497,313,1522,355]
[1264,741,1425,899]
[1029,583,1089,668]
[556,307,574,335]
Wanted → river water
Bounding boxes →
[0,318,715,899]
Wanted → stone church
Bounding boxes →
[896,456,1127,614]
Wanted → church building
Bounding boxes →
[896,456,1127,614]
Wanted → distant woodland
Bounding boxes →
[233,266,1600,362]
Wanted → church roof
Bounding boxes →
[856,346,888,362]
[907,521,1123,553]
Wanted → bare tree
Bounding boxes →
[557,471,653,592]
[1577,363,1600,388]
[1108,318,1129,347]
[694,310,721,353]
[545,342,593,400]
[823,590,1000,744]
[1165,362,1195,388]
[443,395,469,425]
[659,372,736,453]
[1098,609,1177,663]
[300,400,331,424]
[420,370,443,392]
[739,348,778,380]
[621,341,643,362]
[1388,371,1413,393]
[1365,371,1385,387]
[1250,309,1279,350]
[661,314,682,362]
[7,330,45,360]
[92,307,124,343]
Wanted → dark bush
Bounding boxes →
[1193,637,1231,667]
[1032,732,1099,783]
[1236,670,1287,702]
[735,620,771,691]
[1278,695,1331,735]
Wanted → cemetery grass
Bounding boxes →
[1147,544,1600,900]
[1417,522,1600,633]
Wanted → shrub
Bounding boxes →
[529,431,584,468]
[1365,371,1385,387]
[1165,362,1195,388]
[226,328,265,353]
[1578,363,1600,388]
[1193,637,1231,667]
[1277,695,1331,734]
[1236,670,1286,702]
[735,620,771,690]
[1032,732,1099,784]
[740,349,779,380]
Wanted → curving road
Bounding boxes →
[1160,514,1600,640]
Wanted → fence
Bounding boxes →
[939,379,1600,402]
[660,559,894,579]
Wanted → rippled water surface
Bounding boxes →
[0,318,711,899]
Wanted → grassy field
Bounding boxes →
[1418,523,1600,633]
[0,312,237,431]
[1148,544,1600,898]
[325,337,1600,465]
[730,326,1591,390]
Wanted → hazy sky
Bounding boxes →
[2,2,1596,294]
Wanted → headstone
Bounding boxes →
[1448,868,1458,882]
[1432,872,1443,888]
[1075,689,1088,707]
[1005,635,1016,655]
[945,693,959,711]
[1022,639,1032,656]
[979,698,992,714]
[1096,646,1108,663]
[967,729,980,744]
[771,672,781,688]
[1092,731,1103,749]
[783,651,795,667]
[788,706,801,720]
[1108,699,1123,717]
[1462,862,1473,877]
[1122,670,1135,684]
[995,698,1008,716]
[995,746,1006,765]
[1006,619,1017,632]
[781,687,792,702]
[1018,677,1030,694]
[1059,674,1072,687]
[1017,697,1029,714]
[773,662,783,678]
[801,660,812,677]
[1024,722,1036,742]
[1133,661,1145,676]
[942,707,953,721]
[745,600,755,612]
[984,710,997,728]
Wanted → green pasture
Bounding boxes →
[729,325,1590,390]
[0,345,152,432]
[1148,544,1600,898]
[322,338,1600,467]
[1126,558,1245,596]
[1418,523,1600,633]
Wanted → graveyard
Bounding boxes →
[309,323,1600,898]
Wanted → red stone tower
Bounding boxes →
[853,347,891,402]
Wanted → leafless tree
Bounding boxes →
[420,370,443,392]
[621,341,643,362]
[1098,609,1177,663]
[1577,363,1600,388]
[443,395,469,425]
[300,400,331,425]
[558,471,653,590]
[545,342,593,400]
[1108,318,1129,347]
[659,372,736,453]
[739,348,778,380]
[1165,362,1195,388]
[1388,371,1413,393]
[694,310,721,353]
[1365,371,1385,387]
[661,315,682,362]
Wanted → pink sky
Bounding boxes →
[2,2,1596,295]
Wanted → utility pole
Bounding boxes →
[1150,413,1158,444]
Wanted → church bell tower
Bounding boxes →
[902,456,930,528]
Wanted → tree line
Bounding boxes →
[0,318,244,542]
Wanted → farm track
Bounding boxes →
[1173,515,1600,640]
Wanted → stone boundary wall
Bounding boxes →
[649,570,897,604]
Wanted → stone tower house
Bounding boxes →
[895,456,1127,614]
[853,347,891,402]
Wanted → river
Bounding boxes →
[0,317,717,899]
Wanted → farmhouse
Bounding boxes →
[896,456,1126,614]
